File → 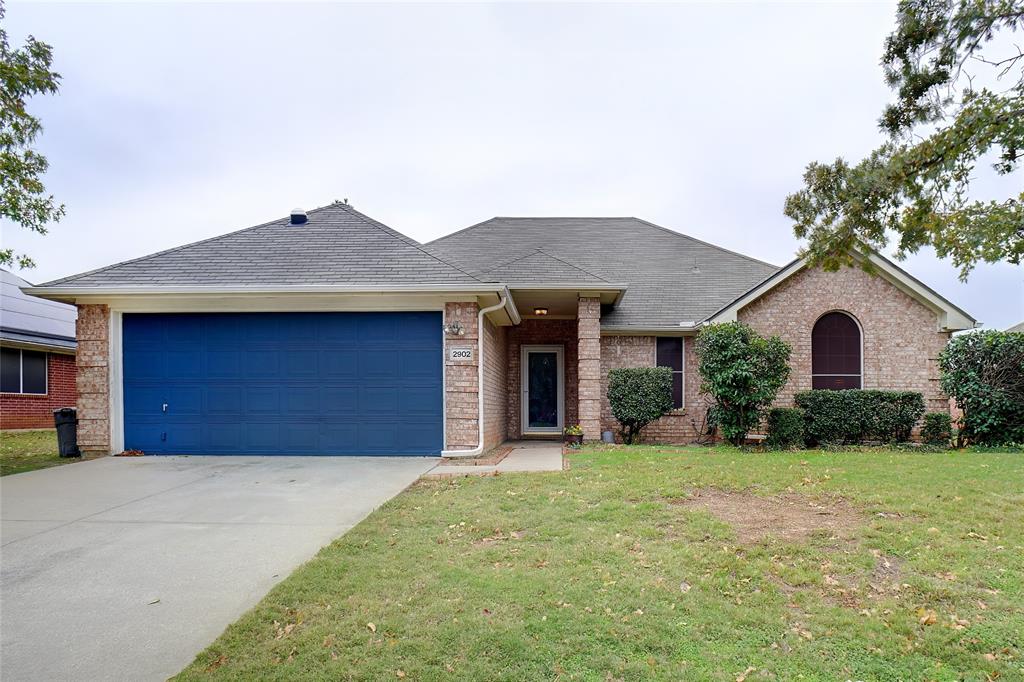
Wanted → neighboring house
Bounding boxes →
[1,269,78,429]
[24,203,975,456]
[1008,321,1024,333]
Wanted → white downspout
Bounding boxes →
[441,294,508,458]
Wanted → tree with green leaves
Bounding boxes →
[785,0,1023,280]
[1,2,63,269]
[695,322,791,446]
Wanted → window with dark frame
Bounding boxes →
[811,312,861,390]
[656,337,684,409]
[0,348,48,395]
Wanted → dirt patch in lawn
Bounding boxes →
[671,489,863,544]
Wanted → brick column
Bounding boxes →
[444,302,479,451]
[76,304,110,455]
[577,297,602,441]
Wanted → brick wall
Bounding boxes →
[600,335,703,443]
[0,351,78,429]
[482,316,508,450]
[76,304,110,454]
[444,302,480,450]
[507,319,579,439]
[577,297,602,441]
[737,265,951,412]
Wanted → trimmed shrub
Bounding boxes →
[765,407,805,450]
[695,322,791,445]
[939,330,1024,446]
[607,367,674,444]
[795,390,925,445]
[921,412,953,446]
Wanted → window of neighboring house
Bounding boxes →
[1,348,48,394]
[656,337,684,409]
[811,312,862,389]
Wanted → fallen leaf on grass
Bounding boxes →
[917,609,938,626]
[736,666,756,682]
[367,622,377,633]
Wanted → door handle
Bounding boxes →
[162,403,168,413]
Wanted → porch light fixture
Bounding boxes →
[533,307,549,316]
[443,321,465,336]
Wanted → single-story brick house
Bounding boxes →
[2,269,78,429]
[24,203,975,456]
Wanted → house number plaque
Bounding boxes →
[447,346,474,362]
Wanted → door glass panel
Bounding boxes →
[527,352,558,428]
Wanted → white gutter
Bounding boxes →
[441,293,508,458]
[23,283,513,297]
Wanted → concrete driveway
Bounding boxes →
[0,455,436,682]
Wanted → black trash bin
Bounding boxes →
[53,407,81,457]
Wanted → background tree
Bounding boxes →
[1,2,63,269]
[785,0,1023,280]
[695,322,791,445]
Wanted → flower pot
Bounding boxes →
[563,434,583,446]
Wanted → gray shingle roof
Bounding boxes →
[427,217,780,328]
[39,203,481,288]
[1,269,77,349]
[480,249,609,283]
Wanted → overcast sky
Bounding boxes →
[3,1,1021,329]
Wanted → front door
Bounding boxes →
[521,345,564,434]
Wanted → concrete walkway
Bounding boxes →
[427,440,564,477]
[0,455,435,682]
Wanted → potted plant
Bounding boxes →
[563,424,583,446]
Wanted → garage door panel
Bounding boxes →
[361,350,398,378]
[124,351,163,379]
[361,386,398,414]
[401,350,440,377]
[284,388,319,415]
[283,423,319,451]
[123,312,442,455]
[322,350,358,376]
[244,422,279,451]
[402,422,444,450]
[207,387,242,415]
[400,387,441,415]
[246,387,281,414]
[168,387,202,415]
[206,423,243,452]
[283,351,317,377]
[243,350,278,377]
[206,350,241,378]
[124,386,165,417]
[323,387,357,414]
[167,350,203,377]
[358,316,398,343]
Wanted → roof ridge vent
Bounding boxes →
[290,208,307,225]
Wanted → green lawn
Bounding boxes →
[0,429,77,476]
[177,446,1023,681]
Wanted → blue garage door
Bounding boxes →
[122,312,443,455]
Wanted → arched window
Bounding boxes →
[812,312,861,389]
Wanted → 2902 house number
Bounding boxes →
[448,346,474,361]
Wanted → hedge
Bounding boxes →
[795,390,925,445]
[607,367,674,444]
[921,412,953,446]
[939,330,1024,446]
[765,407,805,450]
